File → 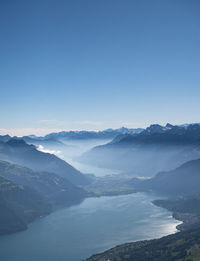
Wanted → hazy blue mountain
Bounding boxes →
[0,135,11,142]
[19,136,64,147]
[106,123,200,146]
[0,175,51,235]
[7,128,143,148]
[0,160,88,206]
[79,123,200,176]
[129,158,200,195]
[41,127,144,141]
[0,139,90,186]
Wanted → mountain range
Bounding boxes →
[78,123,200,177]
[1,122,200,237]
[0,127,144,146]
[43,127,144,140]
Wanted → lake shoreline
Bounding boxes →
[0,192,181,261]
[0,189,181,237]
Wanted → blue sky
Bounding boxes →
[0,0,200,136]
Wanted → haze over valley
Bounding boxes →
[1,0,200,260]
[1,123,200,260]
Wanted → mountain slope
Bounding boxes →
[0,160,88,206]
[0,175,51,235]
[0,139,90,186]
[130,158,200,195]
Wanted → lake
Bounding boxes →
[0,193,181,261]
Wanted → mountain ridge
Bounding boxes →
[0,160,89,206]
[129,158,200,196]
[78,123,200,176]
[0,139,90,186]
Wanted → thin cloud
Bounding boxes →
[37,145,62,157]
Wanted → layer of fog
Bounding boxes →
[37,139,121,177]
[35,137,200,179]
[78,143,200,178]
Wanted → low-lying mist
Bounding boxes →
[77,143,200,178]
[35,130,200,179]
[37,139,121,177]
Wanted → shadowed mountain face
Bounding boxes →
[78,124,200,177]
[0,175,51,235]
[0,160,88,206]
[129,158,200,196]
[0,139,90,186]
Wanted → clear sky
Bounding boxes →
[0,0,200,136]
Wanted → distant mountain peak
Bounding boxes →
[143,124,166,134]
[6,139,28,147]
[165,123,174,128]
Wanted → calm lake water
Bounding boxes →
[0,193,181,261]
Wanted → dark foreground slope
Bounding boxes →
[0,176,51,235]
[85,227,200,261]
[0,139,90,186]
